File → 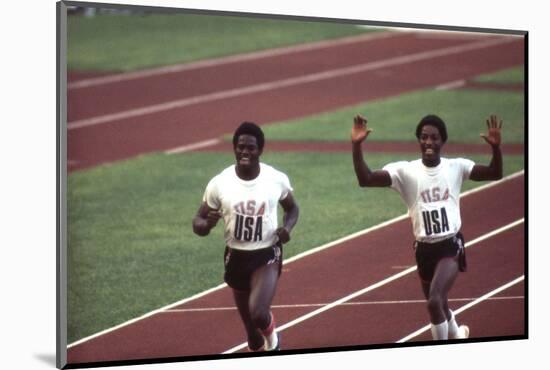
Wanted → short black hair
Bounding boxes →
[233,121,265,151]
[415,114,448,143]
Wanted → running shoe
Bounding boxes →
[457,325,470,339]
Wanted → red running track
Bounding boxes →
[66,31,524,171]
[67,173,525,366]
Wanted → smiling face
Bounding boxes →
[234,134,262,178]
[419,124,444,167]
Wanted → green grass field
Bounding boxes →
[474,66,524,84]
[68,12,378,71]
[67,61,525,343]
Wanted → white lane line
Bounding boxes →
[66,283,230,348]
[436,79,466,90]
[413,31,516,40]
[396,275,525,343]
[67,171,523,348]
[67,37,517,131]
[67,32,401,90]
[163,296,524,313]
[222,218,524,354]
[164,138,222,154]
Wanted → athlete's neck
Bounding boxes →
[236,164,260,180]
[422,157,441,167]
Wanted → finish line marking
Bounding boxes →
[162,296,524,313]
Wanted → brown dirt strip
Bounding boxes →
[196,141,524,155]
[67,174,524,365]
[67,32,524,172]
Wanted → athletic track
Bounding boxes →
[67,30,524,171]
[66,30,525,366]
[67,173,525,365]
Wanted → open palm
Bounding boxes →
[480,115,503,147]
[351,114,372,143]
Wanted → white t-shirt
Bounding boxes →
[203,163,293,250]
[383,158,475,243]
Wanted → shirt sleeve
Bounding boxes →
[202,176,221,209]
[382,161,408,194]
[455,158,476,181]
[279,172,293,201]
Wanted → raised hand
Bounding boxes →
[351,114,373,144]
[480,115,503,148]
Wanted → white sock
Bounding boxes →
[447,310,460,339]
[261,312,278,350]
[430,321,448,340]
[263,330,278,350]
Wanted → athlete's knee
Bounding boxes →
[427,292,445,313]
[250,310,270,330]
[249,303,270,329]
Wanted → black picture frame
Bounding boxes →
[57,1,528,369]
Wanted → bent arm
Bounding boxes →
[192,202,221,236]
[470,114,504,181]
[469,145,503,181]
[276,192,299,244]
[352,142,392,187]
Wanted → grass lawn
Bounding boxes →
[67,12,379,72]
[67,150,524,343]
[474,66,524,84]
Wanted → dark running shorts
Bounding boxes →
[414,232,466,282]
[223,243,283,291]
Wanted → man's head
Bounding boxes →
[415,115,447,167]
[233,121,265,151]
[233,122,264,171]
[415,114,447,143]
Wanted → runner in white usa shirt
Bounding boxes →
[351,113,503,341]
[383,157,474,243]
[193,122,299,352]
[203,162,293,251]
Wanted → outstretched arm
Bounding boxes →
[351,114,392,187]
[470,115,503,181]
[192,202,222,236]
[276,192,299,244]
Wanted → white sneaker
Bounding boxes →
[457,325,470,339]
[263,331,280,351]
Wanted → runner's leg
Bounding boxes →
[427,256,459,339]
[232,289,264,351]
[249,262,280,349]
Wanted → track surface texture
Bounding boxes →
[67,31,524,171]
[66,30,525,366]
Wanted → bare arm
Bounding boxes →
[469,115,503,181]
[351,114,392,187]
[275,192,299,244]
[192,202,222,236]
